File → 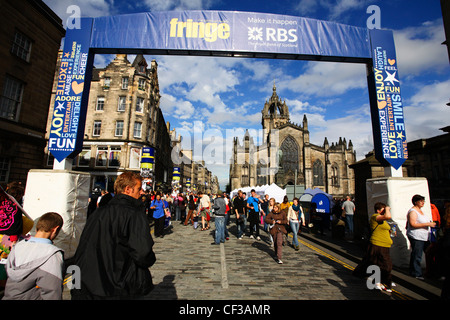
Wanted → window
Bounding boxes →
[78,148,91,167]
[136,97,144,112]
[280,136,299,173]
[138,79,145,90]
[108,146,121,167]
[313,160,324,186]
[115,120,124,136]
[46,153,55,167]
[0,76,24,121]
[118,96,126,111]
[96,146,108,167]
[0,157,11,183]
[121,77,129,89]
[93,120,101,136]
[241,163,249,185]
[331,164,340,187]
[103,77,111,89]
[96,97,105,111]
[133,122,142,138]
[11,31,32,61]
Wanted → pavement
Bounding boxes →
[298,227,444,300]
[115,217,443,300]
[2,215,442,301]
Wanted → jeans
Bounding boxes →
[224,213,230,238]
[175,206,181,221]
[408,236,429,277]
[236,214,247,238]
[289,220,299,246]
[345,214,354,234]
[248,212,260,237]
[214,216,225,244]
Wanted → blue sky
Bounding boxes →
[43,0,449,189]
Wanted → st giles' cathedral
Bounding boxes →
[229,84,356,197]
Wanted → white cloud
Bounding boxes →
[404,79,450,141]
[156,56,240,111]
[160,93,196,119]
[394,20,448,77]
[278,61,367,97]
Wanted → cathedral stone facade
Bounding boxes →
[229,84,356,197]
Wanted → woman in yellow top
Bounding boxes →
[353,202,393,292]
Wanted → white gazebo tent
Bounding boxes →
[230,183,286,203]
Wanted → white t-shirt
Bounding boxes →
[407,208,430,241]
[200,194,210,209]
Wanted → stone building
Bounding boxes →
[45,54,173,192]
[170,127,219,194]
[0,0,65,186]
[229,84,356,197]
[406,126,450,203]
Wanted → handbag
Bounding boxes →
[163,202,171,217]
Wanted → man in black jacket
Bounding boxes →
[71,171,156,300]
[233,190,247,239]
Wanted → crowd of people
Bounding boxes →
[1,172,449,300]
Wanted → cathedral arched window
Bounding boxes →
[331,163,340,187]
[241,163,249,186]
[313,160,324,186]
[280,136,299,173]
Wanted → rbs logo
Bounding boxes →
[248,27,298,42]
[169,18,230,43]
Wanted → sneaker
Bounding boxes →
[256,236,261,241]
[382,287,392,293]
[238,236,243,240]
[277,259,283,264]
[249,235,254,239]
[374,283,384,290]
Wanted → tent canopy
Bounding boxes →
[230,183,286,203]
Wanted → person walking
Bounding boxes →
[287,197,304,251]
[353,203,394,292]
[234,190,247,239]
[184,194,196,226]
[267,197,276,246]
[198,191,211,231]
[211,191,227,245]
[342,195,355,237]
[406,194,436,279]
[150,193,168,238]
[280,195,291,244]
[71,171,156,300]
[247,189,262,240]
[261,194,270,232]
[265,203,288,264]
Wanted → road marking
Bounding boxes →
[220,243,229,289]
[294,234,414,300]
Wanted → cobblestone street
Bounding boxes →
[144,219,402,300]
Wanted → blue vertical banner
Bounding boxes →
[140,147,155,178]
[48,18,94,162]
[368,29,407,169]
